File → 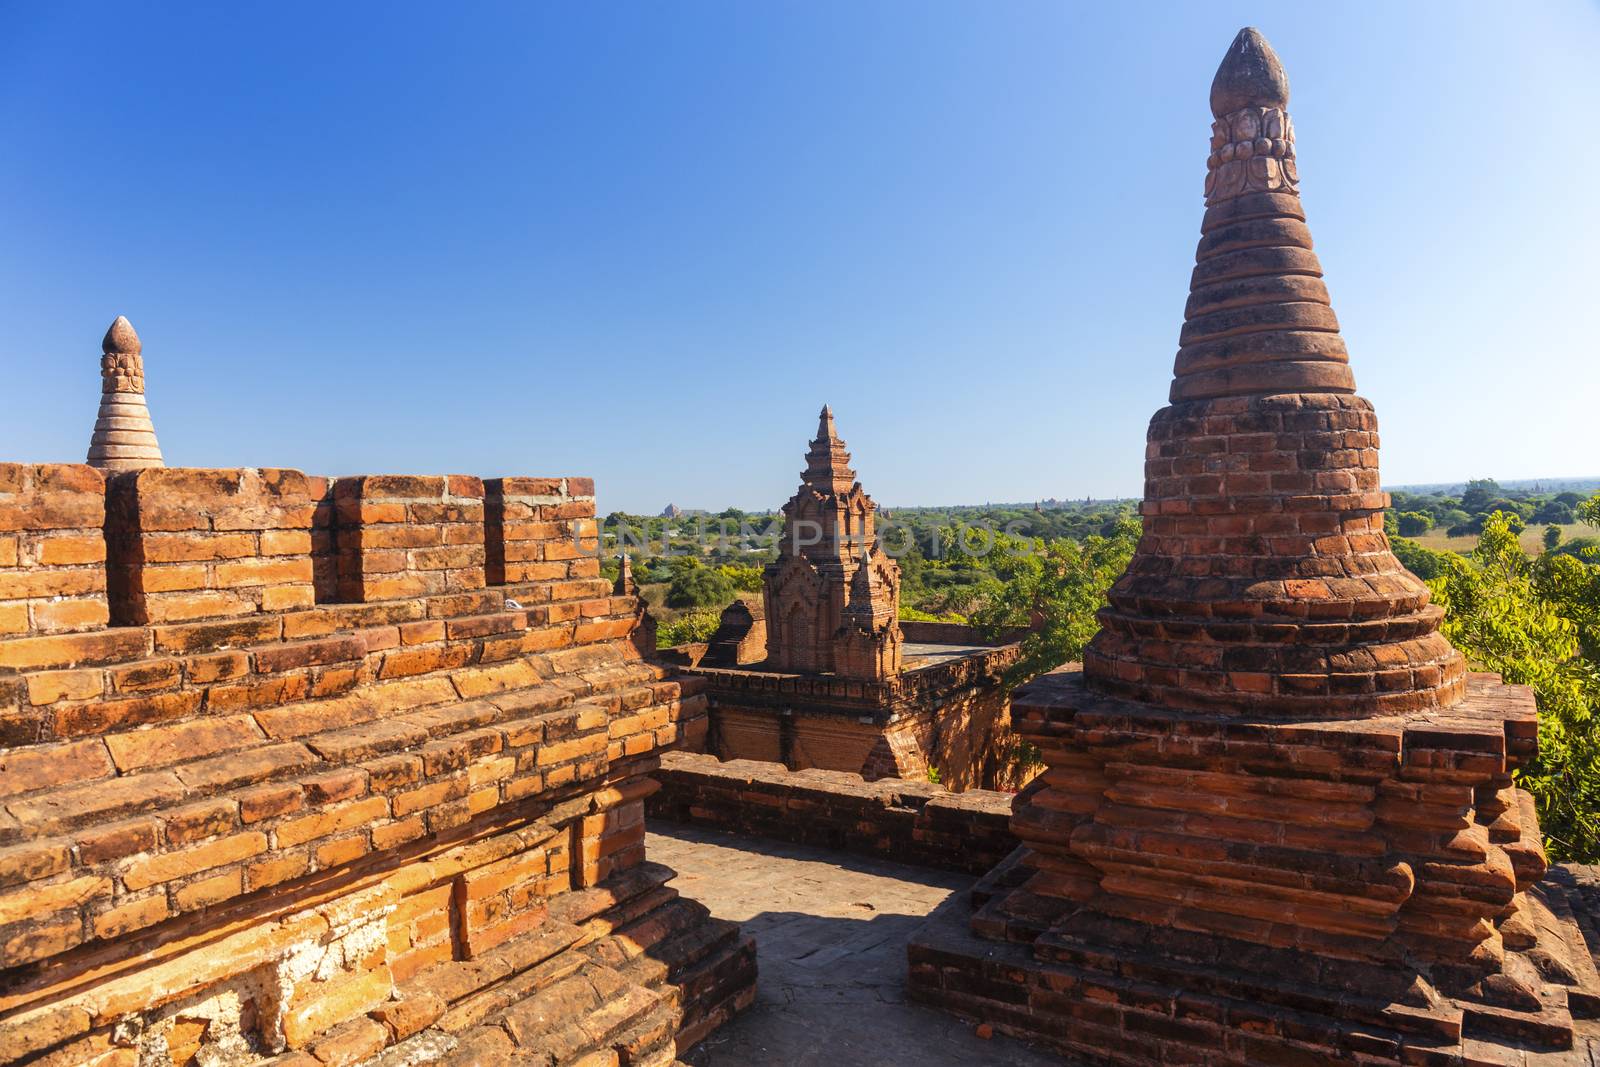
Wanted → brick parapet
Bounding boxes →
[649,750,1016,875]
[0,463,748,1063]
[0,465,109,638]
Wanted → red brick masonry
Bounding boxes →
[648,750,1016,876]
[0,463,753,1066]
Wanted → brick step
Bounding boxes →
[0,677,703,967]
[493,959,664,1063]
[1033,920,1464,1044]
[669,938,759,1055]
[0,578,628,675]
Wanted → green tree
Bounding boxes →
[1545,524,1564,551]
[716,563,764,592]
[657,610,722,647]
[666,568,735,609]
[1428,511,1600,860]
[1396,511,1435,537]
[972,517,1141,685]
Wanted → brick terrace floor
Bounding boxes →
[648,822,1063,1066]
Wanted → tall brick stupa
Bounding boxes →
[86,315,164,471]
[762,406,903,680]
[910,28,1600,1063]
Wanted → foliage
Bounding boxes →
[1545,524,1564,551]
[1397,511,1435,537]
[970,516,1142,685]
[665,568,736,609]
[656,610,722,648]
[898,604,968,623]
[1427,511,1600,861]
[925,766,942,785]
[1391,535,1455,582]
[716,563,765,592]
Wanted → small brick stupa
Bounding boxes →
[86,315,165,471]
[762,406,902,680]
[910,28,1600,1063]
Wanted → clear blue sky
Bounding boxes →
[2,3,1597,514]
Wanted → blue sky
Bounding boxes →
[2,3,1597,514]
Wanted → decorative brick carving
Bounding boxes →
[763,406,901,679]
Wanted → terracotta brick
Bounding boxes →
[174,868,243,910]
[283,969,394,1049]
[93,893,170,939]
[122,831,267,891]
[187,650,251,683]
[164,797,240,845]
[275,796,390,848]
[108,658,181,693]
[104,714,263,773]
[0,840,72,888]
[392,777,467,818]
[0,874,110,926]
[52,689,202,737]
[239,782,305,823]
[246,852,310,891]
[0,740,114,798]
[76,818,160,865]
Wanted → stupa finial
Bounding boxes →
[87,315,165,471]
[1210,28,1289,118]
[102,315,142,356]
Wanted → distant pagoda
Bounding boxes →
[763,406,901,680]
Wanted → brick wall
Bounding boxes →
[0,464,109,636]
[648,750,1017,875]
[0,463,754,1065]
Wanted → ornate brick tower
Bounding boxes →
[86,315,164,471]
[763,406,902,679]
[910,29,1600,1062]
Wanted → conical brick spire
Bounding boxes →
[1176,27,1351,403]
[1082,29,1465,717]
[802,404,856,495]
[87,316,164,471]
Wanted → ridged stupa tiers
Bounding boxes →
[86,315,165,471]
[1081,28,1466,717]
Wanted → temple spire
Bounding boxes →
[802,403,856,494]
[1179,27,1349,403]
[87,315,164,471]
[1081,28,1464,718]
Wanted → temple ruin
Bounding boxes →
[4,23,1599,1067]
[908,27,1600,1063]
[664,409,1027,791]
[0,320,755,1064]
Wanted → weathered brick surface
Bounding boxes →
[333,475,487,602]
[105,467,317,625]
[910,29,1600,1066]
[483,477,597,586]
[650,750,1016,875]
[0,464,108,637]
[0,461,747,1064]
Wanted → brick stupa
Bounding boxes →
[762,406,902,680]
[909,28,1600,1063]
[86,316,164,471]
